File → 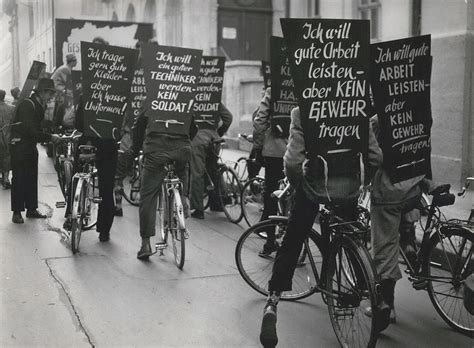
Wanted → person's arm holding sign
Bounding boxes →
[283,107,305,189]
[252,87,271,164]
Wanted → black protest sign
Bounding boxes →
[193,56,225,129]
[19,61,47,101]
[261,60,271,88]
[81,42,138,139]
[130,67,147,118]
[281,19,370,158]
[270,36,297,138]
[370,35,432,183]
[142,44,202,135]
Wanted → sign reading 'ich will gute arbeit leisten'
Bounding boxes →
[142,44,202,135]
[81,41,138,139]
[370,35,432,183]
[280,19,370,158]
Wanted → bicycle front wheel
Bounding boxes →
[235,217,323,300]
[70,178,86,254]
[219,166,243,223]
[424,226,473,336]
[83,175,98,230]
[241,176,265,227]
[325,236,378,348]
[170,188,186,270]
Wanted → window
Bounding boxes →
[28,4,34,37]
[358,0,380,40]
[81,0,105,16]
[49,48,52,70]
[310,0,320,17]
[126,4,136,22]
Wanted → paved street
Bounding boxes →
[0,146,472,347]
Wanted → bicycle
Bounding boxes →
[120,150,143,207]
[55,129,81,200]
[154,161,188,270]
[234,133,261,182]
[63,145,100,254]
[236,193,380,347]
[397,179,473,336]
[203,138,243,223]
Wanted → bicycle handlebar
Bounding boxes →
[59,129,82,140]
[238,133,254,143]
[458,177,473,197]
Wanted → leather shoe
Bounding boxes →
[26,210,47,219]
[98,233,110,242]
[191,209,204,219]
[12,213,24,224]
[137,242,153,260]
[114,208,123,217]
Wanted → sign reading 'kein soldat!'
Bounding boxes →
[81,41,138,139]
[142,44,202,135]
[280,19,370,157]
[370,35,432,183]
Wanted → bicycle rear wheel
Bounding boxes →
[424,226,473,336]
[83,175,98,230]
[219,166,243,223]
[170,188,186,270]
[234,156,248,182]
[122,166,141,206]
[325,237,378,348]
[235,217,323,300]
[71,178,86,254]
[241,176,265,227]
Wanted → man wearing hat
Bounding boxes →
[52,53,77,128]
[10,78,62,224]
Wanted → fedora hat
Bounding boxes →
[34,78,56,93]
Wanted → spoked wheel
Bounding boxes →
[83,176,99,231]
[70,179,86,254]
[219,166,243,223]
[169,188,186,270]
[122,174,141,207]
[234,156,248,182]
[424,227,473,336]
[58,160,73,200]
[203,173,213,211]
[325,237,378,348]
[241,176,265,227]
[235,217,323,300]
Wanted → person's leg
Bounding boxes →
[207,141,222,211]
[189,142,207,216]
[138,152,167,259]
[25,150,39,212]
[96,147,118,240]
[260,187,319,346]
[10,148,26,222]
[113,150,131,216]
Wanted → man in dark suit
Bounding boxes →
[10,78,61,223]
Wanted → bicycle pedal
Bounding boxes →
[412,278,428,290]
[93,197,102,204]
[56,201,66,208]
[155,242,168,251]
[184,230,190,239]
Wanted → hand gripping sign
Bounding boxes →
[142,44,203,135]
[370,35,432,183]
[81,41,138,139]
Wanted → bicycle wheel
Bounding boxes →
[63,161,73,199]
[241,177,265,227]
[169,188,186,270]
[424,226,473,336]
[234,156,248,182]
[122,174,141,206]
[70,178,86,254]
[219,166,243,223]
[325,236,378,348]
[235,217,323,300]
[83,175,98,231]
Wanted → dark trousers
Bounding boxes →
[268,187,319,292]
[95,147,118,235]
[10,147,39,212]
[260,157,285,221]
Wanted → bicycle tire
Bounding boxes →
[424,226,473,336]
[63,161,73,199]
[71,178,86,254]
[219,166,243,223]
[234,156,248,182]
[241,177,265,227]
[170,188,185,270]
[325,236,378,348]
[235,217,323,300]
[159,185,168,244]
[83,175,98,231]
[122,167,141,207]
[58,163,67,199]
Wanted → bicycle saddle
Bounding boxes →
[429,184,451,196]
[212,138,225,145]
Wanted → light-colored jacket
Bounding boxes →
[253,87,287,158]
[284,107,383,203]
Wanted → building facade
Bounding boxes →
[0,0,472,185]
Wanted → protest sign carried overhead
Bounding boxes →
[280,18,370,158]
[270,36,297,138]
[19,61,47,101]
[142,44,202,135]
[56,19,153,71]
[80,41,138,139]
[370,35,432,182]
[193,56,225,129]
